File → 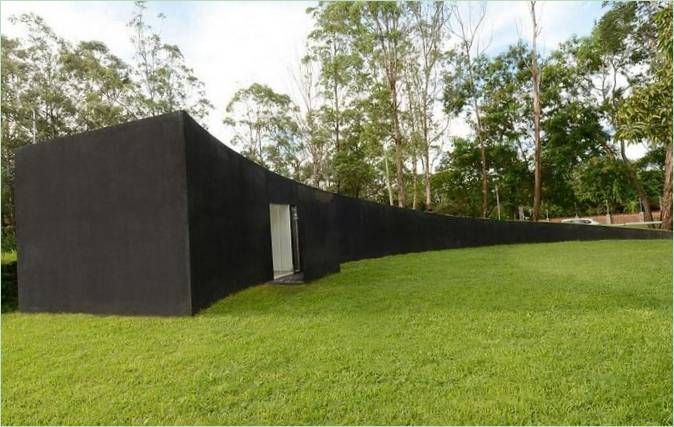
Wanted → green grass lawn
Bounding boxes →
[2,240,672,425]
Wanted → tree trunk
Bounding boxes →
[424,146,431,210]
[257,132,264,166]
[394,136,405,208]
[313,159,320,188]
[412,154,418,209]
[599,138,655,224]
[384,147,394,206]
[467,75,487,218]
[532,130,542,221]
[620,141,654,223]
[530,1,542,222]
[327,38,342,194]
[333,79,341,193]
[464,43,488,218]
[479,135,488,218]
[391,83,406,208]
[661,142,673,230]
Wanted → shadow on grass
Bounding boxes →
[196,282,312,317]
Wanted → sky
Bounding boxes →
[0,1,646,159]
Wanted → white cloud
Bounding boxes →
[478,1,602,54]
[181,1,314,140]
[1,1,135,59]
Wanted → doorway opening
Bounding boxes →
[269,204,301,279]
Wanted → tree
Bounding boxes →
[128,1,212,123]
[573,156,636,219]
[223,83,303,178]
[478,44,534,216]
[539,40,611,216]
[571,2,664,223]
[448,2,490,217]
[616,3,672,229]
[334,100,383,200]
[359,2,412,207]
[432,137,530,218]
[528,1,543,221]
[61,41,137,130]
[290,57,331,188]
[405,1,450,210]
[306,2,364,193]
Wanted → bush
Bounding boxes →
[2,259,17,312]
[2,226,16,252]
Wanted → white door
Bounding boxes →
[269,204,294,278]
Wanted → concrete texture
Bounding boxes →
[15,114,191,315]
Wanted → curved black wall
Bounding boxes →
[335,195,669,262]
[14,112,671,316]
[182,115,340,313]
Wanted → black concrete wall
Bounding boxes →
[14,111,671,316]
[182,114,339,313]
[183,114,272,312]
[335,195,670,263]
[15,114,192,315]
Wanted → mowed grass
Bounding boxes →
[2,240,672,425]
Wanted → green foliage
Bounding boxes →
[61,41,136,130]
[1,15,126,249]
[432,137,530,218]
[617,77,672,146]
[480,43,530,149]
[233,1,670,219]
[440,1,670,218]
[615,3,672,147]
[223,83,303,178]
[572,156,635,212]
[615,1,672,148]
[1,250,17,265]
[432,138,484,217]
[127,1,213,123]
[304,2,401,199]
[2,241,671,424]
[441,49,471,117]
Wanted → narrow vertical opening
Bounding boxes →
[269,204,300,279]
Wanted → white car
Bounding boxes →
[561,218,600,225]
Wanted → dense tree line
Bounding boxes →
[224,1,672,230]
[2,1,672,250]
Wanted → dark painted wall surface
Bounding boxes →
[335,195,669,263]
[183,114,339,312]
[14,112,671,316]
[15,114,192,315]
[183,115,272,312]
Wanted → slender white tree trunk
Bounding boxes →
[530,0,543,222]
